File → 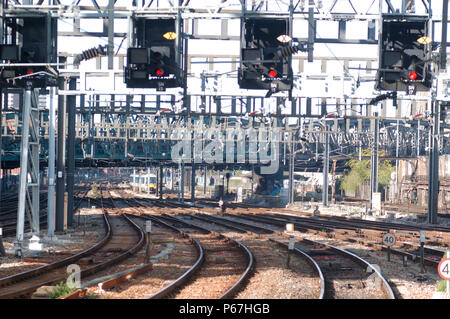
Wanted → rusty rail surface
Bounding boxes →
[105,196,206,300]
[132,214,206,300]
[0,190,145,299]
[153,213,255,299]
[202,213,395,299]
[59,263,154,299]
[264,212,447,266]
[0,209,111,290]
[0,188,89,237]
[190,213,325,299]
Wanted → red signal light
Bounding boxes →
[409,72,418,80]
[26,69,33,75]
[156,69,164,76]
[269,69,277,78]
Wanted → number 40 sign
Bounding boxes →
[438,258,450,281]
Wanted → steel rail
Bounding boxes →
[0,189,112,297]
[134,214,205,300]
[0,189,145,298]
[156,213,255,299]
[204,213,395,299]
[187,213,325,299]
[117,196,206,300]
[264,212,447,265]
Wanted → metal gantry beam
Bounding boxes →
[0,1,448,218]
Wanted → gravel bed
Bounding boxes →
[205,213,388,299]
[85,217,198,299]
[171,231,247,299]
[0,209,104,278]
[308,235,443,299]
[288,203,450,228]
[183,215,321,299]
[223,212,444,299]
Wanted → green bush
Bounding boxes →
[49,282,77,299]
[88,184,101,199]
[437,280,448,292]
[340,149,394,196]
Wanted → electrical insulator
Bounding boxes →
[73,45,107,66]
[276,45,300,60]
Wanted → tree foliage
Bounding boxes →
[340,149,395,195]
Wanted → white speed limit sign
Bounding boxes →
[383,233,396,247]
[438,258,450,280]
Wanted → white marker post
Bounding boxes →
[438,251,450,294]
[285,223,294,233]
[382,233,396,262]
[145,220,152,263]
[286,236,295,268]
[420,231,426,273]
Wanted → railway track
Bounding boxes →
[122,196,254,299]
[337,199,450,218]
[0,187,89,237]
[279,210,450,233]
[130,213,206,299]
[256,212,448,266]
[0,188,145,299]
[140,197,448,266]
[174,212,325,299]
[148,213,254,299]
[191,212,395,299]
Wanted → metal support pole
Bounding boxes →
[417,120,420,157]
[15,87,32,255]
[331,160,336,203]
[56,78,67,232]
[30,89,40,235]
[427,101,440,224]
[177,163,180,201]
[66,78,76,228]
[159,165,163,200]
[203,166,207,195]
[395,119,399,203]
[307,0,315,62]
[0,228,5,257]
[47,88,56,237]
[288,134,294,205]
[107,0,114,70]
[373,116,379,194]
[171,167,175,192]
[191,162,195,201]
[139,171,142,193]
[0,88,2,201]
[181,161,185,203]
[322,127,329,207]
[251,165,254,199]
[147,168,150,195]
[370,114,379,211]
[440,0,448,70]
[155,167,158,197]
